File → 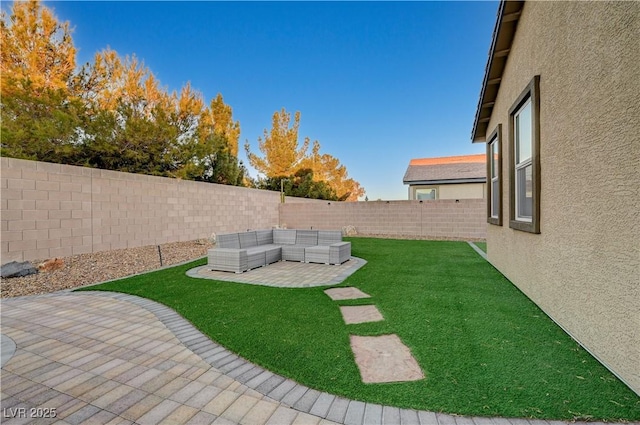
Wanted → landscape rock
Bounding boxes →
[342,225,358,236]
[1,240,213,298]
[1,261,38,279]
[37,258,65,272]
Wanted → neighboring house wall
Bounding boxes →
[409,183,486,200]
[440,183,485,200]
[483,2,639,392]
[404,155,487,201]
[0,157,288,262]
[280,199,486,240]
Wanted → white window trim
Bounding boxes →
[514,99,533,223]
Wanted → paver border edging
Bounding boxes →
[80,291,447,424]
[0,333,17,368]
[72,291,629,425]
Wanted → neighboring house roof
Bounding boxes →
[471,0,525,142]
[403,154,486,185]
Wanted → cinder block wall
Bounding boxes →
[280,199,486,240]
[1,157,284,262]
[1,158,487,263]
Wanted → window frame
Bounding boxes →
[508,76,541,234]
[414,186,438,201]
[486,124,502,225]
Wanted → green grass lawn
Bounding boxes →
[78,238,640,421]
[475,241,487,253]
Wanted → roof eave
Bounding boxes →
[471,0,524,143]
[404,178,487,186]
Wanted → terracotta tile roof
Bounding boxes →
[403,154,486,184]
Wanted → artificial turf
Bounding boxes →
[78,238,640,421]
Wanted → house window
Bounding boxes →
[509,76,540,233]
[514,100,532,220]
[415,188,437,200]
[487,124,502,225]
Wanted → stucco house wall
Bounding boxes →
[408,183,486,201]
[483,2,639,392]
[438,183,485,200]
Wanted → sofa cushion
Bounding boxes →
[296,230,318,245]
[217,233,240,249]
[256,230,274,245]
[318,230,342,245]
[239,231,258,248]
[281,244,311,262]
[273,229,296,245]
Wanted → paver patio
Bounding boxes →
[3,248,638,425]
[1,291,636,424]
[0,293,339,425]
[187,257,366,288]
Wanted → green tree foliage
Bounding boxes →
[201,93,241,157]
[1,80,83,162]
[257,169,338,201]
[1,0,246,187]
[1,1,81,161]
[81,103,178,175]
[178,133,246,186]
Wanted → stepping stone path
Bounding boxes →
[324,287,371,301]
[350,335,425,383]
[323,287,425,384]
[339,305,384,324]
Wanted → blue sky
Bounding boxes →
[42,1,497,200]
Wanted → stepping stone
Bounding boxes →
[339,305,383,324]
[324,287,371,301]
[350,334,424,383]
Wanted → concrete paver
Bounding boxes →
[339,305,384,325]
[350,334,425,383]
[324,287,371,301]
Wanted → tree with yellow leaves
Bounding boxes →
[245,108,310,178]
[0,0,245,187]
[299,141,365,201]
[1,0,76,94]
[246,108,365,200]
[200,93,241,157]
[0,0,82,162]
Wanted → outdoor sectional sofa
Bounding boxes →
[208,229,351,273]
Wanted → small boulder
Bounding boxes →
[1,261,38,278]
[37,258,65,272]
[342,225,358,236]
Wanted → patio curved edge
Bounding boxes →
[185,256,368,288]
[1,333,17,369]
[78,290,633,425]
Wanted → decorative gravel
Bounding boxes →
[0,240,213,298]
